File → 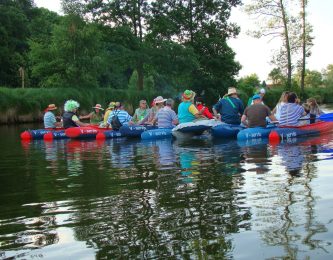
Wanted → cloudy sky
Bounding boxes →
[34,0,333,81]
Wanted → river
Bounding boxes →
[1,123,333,259]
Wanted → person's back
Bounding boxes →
[279,92,306,126]
[156,100,178,128]
[107,104,132,127]
[243,103,271,128]
[44,111,57,128]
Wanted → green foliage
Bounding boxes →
[237,74,260,98]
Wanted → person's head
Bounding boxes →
[252,94,262,104]
[195,96,204,105]
[182,90,196,102]
[139,99,148,109]
[114,101,123,110]
[166,98,174,107]
[92,104,104,113]
[259,88,266,98]
[154,96,167,107]
[45,104,57,113]
[226,87,238,97]
[287,92,298,103]
[108,101,116,110]
[64,100,80,113]
[307,97,318,108]
[279,91,290,103]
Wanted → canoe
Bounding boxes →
[237,125,276,141]
[269,121,333,143]
[20,128,65,140]
[119,125,157,138]
[172,119,218,139]
[96,130,124,140]
[141,128,173,140]
[65,126,105,139]
[211,124,245,138]
[44,131,68,141]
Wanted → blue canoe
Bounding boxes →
[211,124,245,138]
[237,125,276,141]
[141,128,173,140]
[119,125,157,138]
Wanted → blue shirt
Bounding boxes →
[44,111,56,128]
[213,97,244,125]
[107,109,132,125]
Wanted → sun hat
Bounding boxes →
[108,101,116,108]
[154,96,167,104]
[46,104,57,111]
[227,87,237,96]
[252,94,261,100]
[259,88,266,94]
[64,100,80,112]
[92,104,104,110]
[182,90,196,101]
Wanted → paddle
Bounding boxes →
[299,112,333,122]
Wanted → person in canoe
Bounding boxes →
[178,90,205,123]
[102,101,116,126]
[195,96,214,119]
[62,100,90,129]
[43,104,62,129]
[130,99,150,125]
[241,94,277,127]
[247,88,266,107]
[272,91,290,121]
[106,102,132,130]
[79,104,104,125]
[212,87,244,125]
[279,92,308,126]
[307,97,324,123]
[151,98,178,128]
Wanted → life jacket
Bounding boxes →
[63,112,78,129]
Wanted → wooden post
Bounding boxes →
[19,66,25,88]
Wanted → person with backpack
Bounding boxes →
[212,87,244,125]
[106,102,132,130]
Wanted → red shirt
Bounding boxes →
[196,104,213,119]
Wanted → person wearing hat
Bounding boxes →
[241,94,277,128]
[62,100,90,128]
[140,96,164,125]
[103,102,116,125]
[79,104,104,125]
[212,87,244,125]
[130,99,150,125]
[247,88,266,107]
[43,104,62,129]
[151,98,178,128]
[178,90,205,124]
[106,102,132,129]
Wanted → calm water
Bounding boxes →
[1,124,333,259]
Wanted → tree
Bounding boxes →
[237,74,260,97]
[268,68,286,86]
[323,64,333,89]
[245,0,296,89]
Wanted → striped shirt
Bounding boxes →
[156,106,178,128]
[43,111,56,128]
[107,109,132,125]
[279,103,305,126]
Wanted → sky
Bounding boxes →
[34,0,333,81]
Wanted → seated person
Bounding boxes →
[151,98,178,128]
[241,94,277,127]
[103,102,116,125]
[195,97,213,119]
[307,97,324,123]
[43,104,62,129]
[62,100,90,128]
[213,87,244,125]
[178,90,205,123]
[130,99,150,125]
[106,102,132,129]
[279,92,307,126]
[79,104,104,125]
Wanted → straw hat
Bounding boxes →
[108,102,116,108]
[154,96,167,104]
[92,104,104,110]
[226,87,237,96]
[46,104,57,111]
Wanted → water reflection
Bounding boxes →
[1,125,333,258]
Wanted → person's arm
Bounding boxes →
[212,102,221,119]
[268,114,278,123]
[79,112,92,120]
[241,114,248,126]
[172,111,179,125]
[189,104,202,118]
[203,107,214,119]
[72,115,90,127]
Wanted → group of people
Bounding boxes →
[43,88,323,129]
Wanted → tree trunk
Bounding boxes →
[300,0,306,98]
[280,0,292,90]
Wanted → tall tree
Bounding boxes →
[245,0,295,89]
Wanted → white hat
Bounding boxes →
[227,87,237,96]
[154,96,167,104]
[259,88,266,94]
